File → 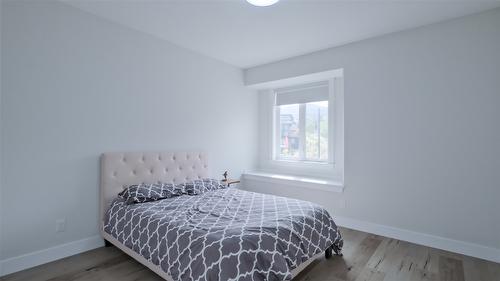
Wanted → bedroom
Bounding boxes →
[0,0,499,280]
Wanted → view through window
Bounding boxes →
[277,97,329,162]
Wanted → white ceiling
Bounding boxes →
[66,0,500,68]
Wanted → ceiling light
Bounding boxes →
[246,0,279,7]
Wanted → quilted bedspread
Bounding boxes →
[104,188,343,281]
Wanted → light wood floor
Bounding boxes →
[3,227,499,281]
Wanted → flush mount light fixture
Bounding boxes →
[246,0,279,7]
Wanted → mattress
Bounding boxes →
[103,188,343,281]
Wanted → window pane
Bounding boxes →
[278,104,300,159]
[305,101,328,161]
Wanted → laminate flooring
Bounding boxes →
[3,228,499,281]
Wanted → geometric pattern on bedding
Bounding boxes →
[118,182,181,204]
[104,188,343,281]
[178,178,227,195]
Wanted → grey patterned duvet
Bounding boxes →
[104,188,343,281]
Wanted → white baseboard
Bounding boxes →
[0,235,104,277]
[334,216,500,263]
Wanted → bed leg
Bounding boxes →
[325,247,333,259]
[104,240,113,247]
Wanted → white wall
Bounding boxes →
[0,0,4,275]
[245,8,500,259]
[1,0,257,264]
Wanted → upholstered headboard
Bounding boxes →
[100,152,209,222]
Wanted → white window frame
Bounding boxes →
[258,73,344,181]
[272,83,333,164]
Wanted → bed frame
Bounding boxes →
[100,151,330,281]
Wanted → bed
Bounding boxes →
[100,152,343,281]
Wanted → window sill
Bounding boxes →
[242,171,344,193]
[263,159,340,179]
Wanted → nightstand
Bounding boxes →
[221,179,240,187]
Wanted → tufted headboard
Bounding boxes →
[100,152,209,222]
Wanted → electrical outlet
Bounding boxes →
[56,219,66,233]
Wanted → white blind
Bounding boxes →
[274,81,329,106]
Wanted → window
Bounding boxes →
[256,69,343,182]
[273,81,331,163]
